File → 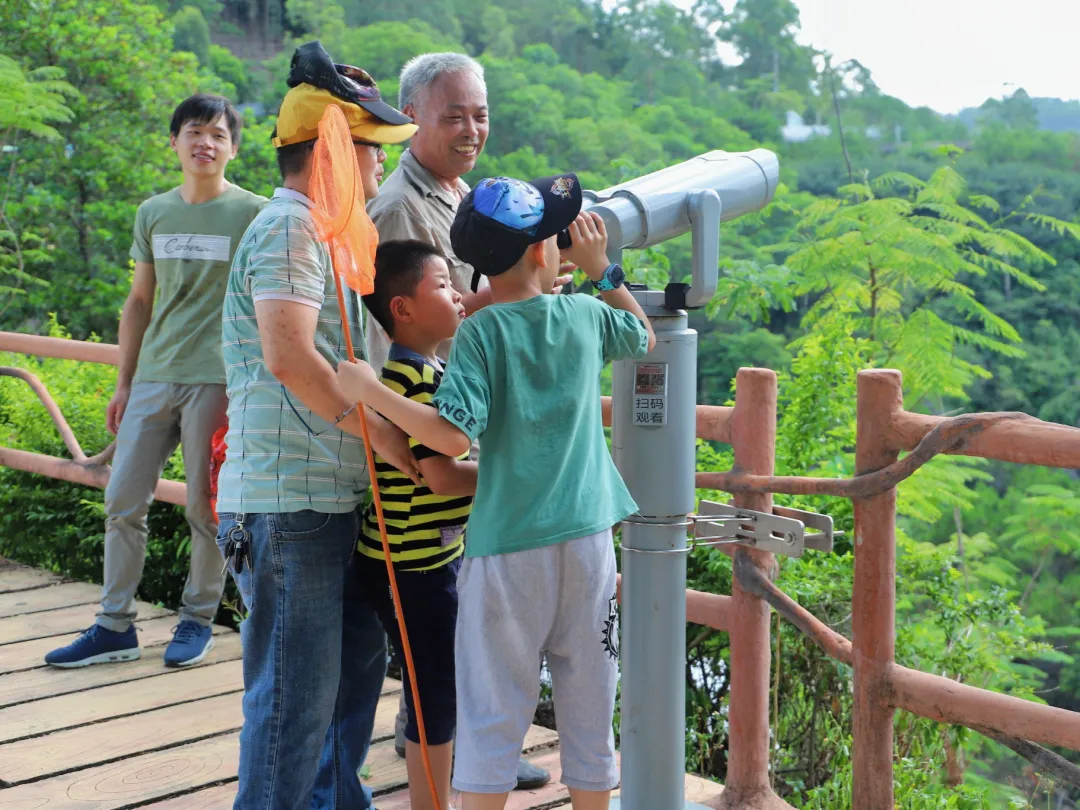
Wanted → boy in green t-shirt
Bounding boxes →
[356,238,473,810]
[46,94,266,670]
[337,174,656,810]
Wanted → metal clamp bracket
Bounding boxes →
[773,505,837,553]
[689,501,838,558]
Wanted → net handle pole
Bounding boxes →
[332,266,444,809]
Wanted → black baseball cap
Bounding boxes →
[272,41,417,147]
[451,174,583,282]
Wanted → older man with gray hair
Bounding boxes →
[366,52,491,373]
[365,51,554,791]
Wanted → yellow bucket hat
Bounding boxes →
[272,41,418,147]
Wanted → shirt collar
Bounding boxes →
[273,187,314,207]
[388,342,442,371]
[399,149,469,208]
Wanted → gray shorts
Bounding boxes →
[452,529,620,794]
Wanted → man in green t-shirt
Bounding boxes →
[45,94,266,670]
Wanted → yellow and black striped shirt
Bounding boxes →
[359,345,469,571]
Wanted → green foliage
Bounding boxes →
[209,44,253,101]
[722,0,817,94]
[766,165,1074,406]
[0,55,78,309]
[793,755,1016,809]
[978,89,1040,132]
[227,115,279,198]
[172,6,212,65]
[171,0,224,22]
[0,55,77,140]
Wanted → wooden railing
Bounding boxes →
[3,331,1080,809]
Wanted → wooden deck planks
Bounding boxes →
[0,561,61,594]
[0,563,724,810]
[0,732,242,809]
[0,693,245,784]
[0,616,228,676]
[0,659,245,744]
[0,581,103,618]
[0,631,243,708]
[0,600,172,645]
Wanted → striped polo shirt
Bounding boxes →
[217,188,369,514]
[359,344,469,571]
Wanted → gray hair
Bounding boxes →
[398,52,486,112]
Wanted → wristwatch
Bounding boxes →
[592,263,625,292]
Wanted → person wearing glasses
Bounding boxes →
[215,41,420,810]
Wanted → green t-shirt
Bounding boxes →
[434,293,649,558]
[129,185,267,385]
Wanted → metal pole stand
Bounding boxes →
[610,291,708,810]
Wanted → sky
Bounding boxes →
[720,0,1080,114]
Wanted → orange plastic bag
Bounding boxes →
[208,425,228,522]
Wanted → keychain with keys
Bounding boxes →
[221,514,252,576]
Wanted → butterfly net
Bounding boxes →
[308,104,379,295]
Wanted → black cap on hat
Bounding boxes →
[451,174,583,283]
[287,41,414,127]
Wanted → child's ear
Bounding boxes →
[529,240,551,268]
[389,294,413,323]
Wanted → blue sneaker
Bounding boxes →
[44,624,141,668]
[164,621,214,667]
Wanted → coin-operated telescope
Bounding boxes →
[583,148,779,307]
[587,150,779,810]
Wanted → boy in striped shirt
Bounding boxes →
[355,239,473,810]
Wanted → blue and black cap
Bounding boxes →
[451,174,582,290]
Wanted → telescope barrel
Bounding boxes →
[585,149,779,252]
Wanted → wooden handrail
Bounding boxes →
[889,409,1080,469]
[0,332,119,365]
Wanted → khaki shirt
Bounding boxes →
[367,149,489,371]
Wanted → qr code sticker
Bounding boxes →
[634,364,666,395]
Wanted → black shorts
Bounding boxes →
[352,552,461,745]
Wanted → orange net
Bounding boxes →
[308,104,378,295]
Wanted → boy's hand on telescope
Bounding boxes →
[336,359,379,404]
[561,212,609,281]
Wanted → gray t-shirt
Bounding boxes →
[129,185,266,385]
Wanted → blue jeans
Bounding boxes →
[217,511,387,810]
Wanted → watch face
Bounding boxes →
[609,264,625,285]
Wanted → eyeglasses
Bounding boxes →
[352,139,385,156]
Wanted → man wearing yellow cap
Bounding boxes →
[217,42,418,810]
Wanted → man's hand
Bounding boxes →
[560,212,609,281]
[336,360,380,404]
[106,385,131,435]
